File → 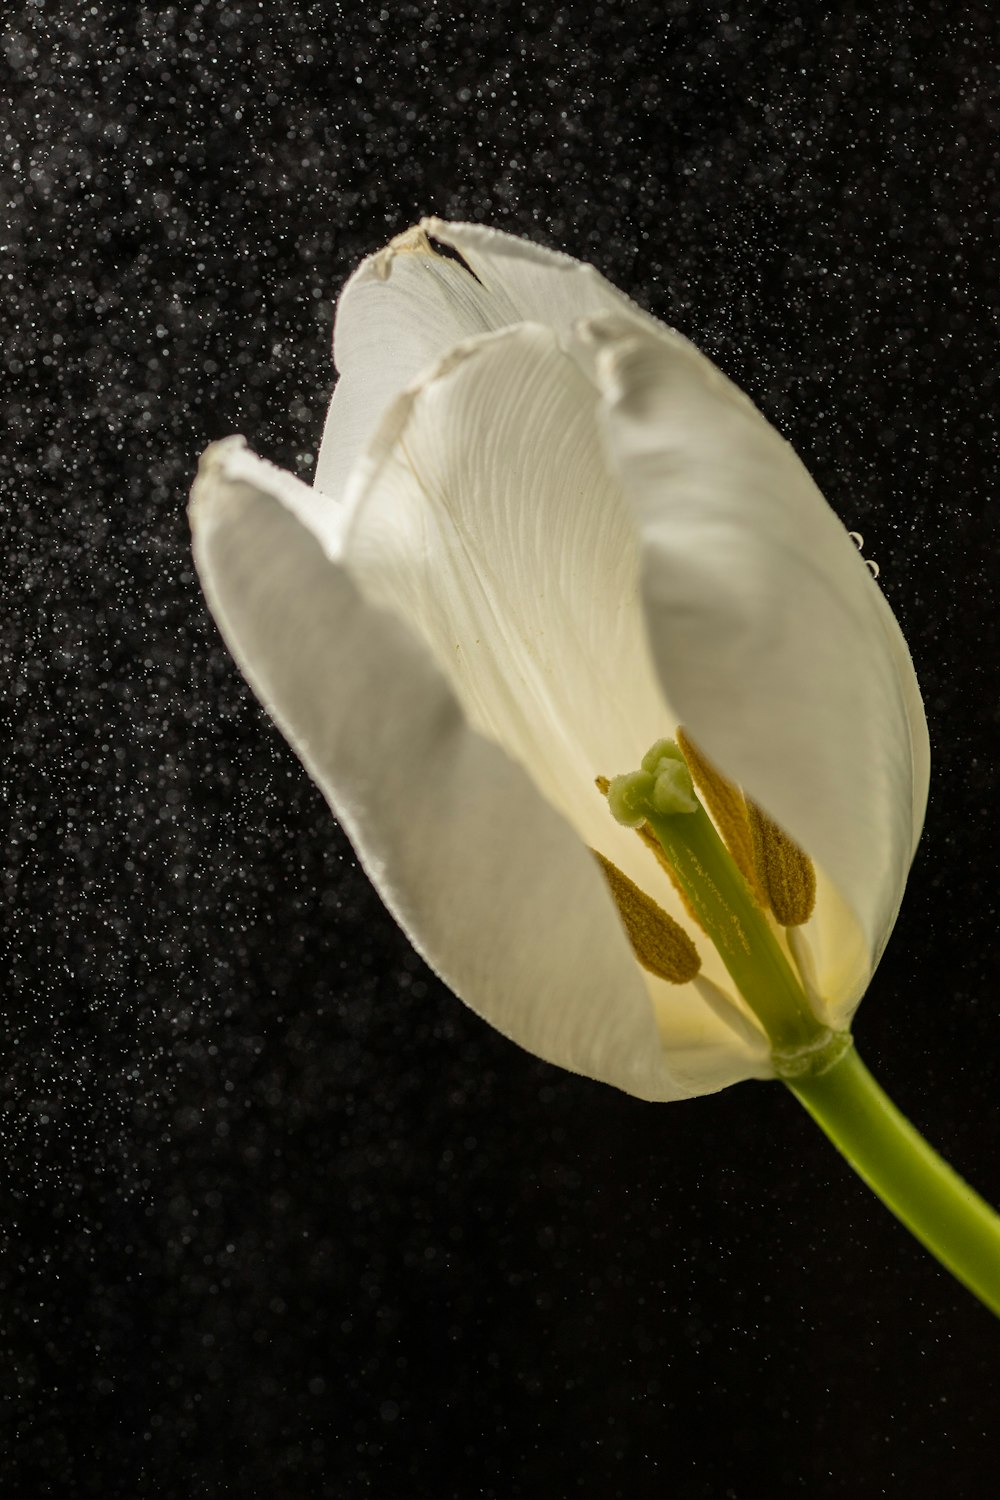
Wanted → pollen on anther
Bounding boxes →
[592,852,701,984]
[745,800,817,927]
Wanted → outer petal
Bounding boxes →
[583,316,928,998]
[314,218,654,509]
[190,439,762,1100]
[870,581,931,868]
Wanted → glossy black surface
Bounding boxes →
[7,3,1000,1494]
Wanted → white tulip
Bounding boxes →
[190,218,929,1104]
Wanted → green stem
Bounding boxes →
[786,1042,1000,1317]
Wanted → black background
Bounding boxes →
[6,2,1000,1495]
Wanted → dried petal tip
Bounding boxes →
[370,224,435,280]
[746,800,817,927]
[593,853,701,984]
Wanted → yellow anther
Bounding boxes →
[592,852,701,984]
[676,728,764,904]
[745,800,817,927]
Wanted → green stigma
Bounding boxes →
[608,739,697,826]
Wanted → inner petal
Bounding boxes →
[342,322,671,865]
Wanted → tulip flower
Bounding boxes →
[191,218,1000,1315]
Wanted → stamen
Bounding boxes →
[745,800,817,927]
[691,975,770,1059]
[785,926,829,1024]
[592,851,700,985]
[676,728,764,904]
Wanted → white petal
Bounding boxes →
[343,323,667,840]
[341,321,768,1071]
[314,218,652,506]
[190,439,761,1100]
[869,581,931,869]
[584,316,928,993]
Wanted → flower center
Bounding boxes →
[603,736,827,1052]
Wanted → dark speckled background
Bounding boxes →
[5,2,1000,1495]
